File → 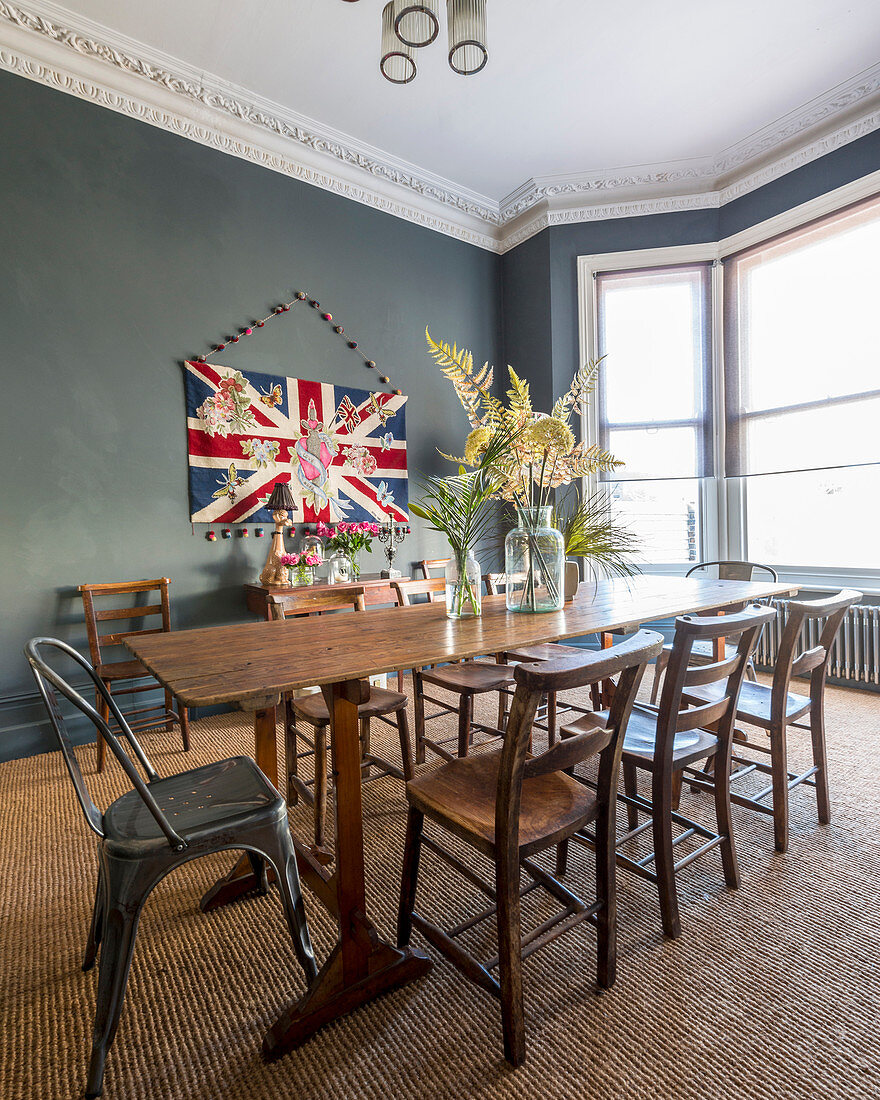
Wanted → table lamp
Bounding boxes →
[260,480,296,586]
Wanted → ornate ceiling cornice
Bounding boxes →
[1,0,879,255]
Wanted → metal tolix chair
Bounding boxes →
[24,637,317,1099]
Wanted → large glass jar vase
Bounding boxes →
[504,506,565,613]
[445,549,482,619]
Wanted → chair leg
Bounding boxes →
[651,770,680,939]
[650,651,668,705]
[178,701,191,752]
[360,716,371,777]
[413,670,427,766]
[546,692,557,747]
[266,828,318,984]
[96,690,109,774]
[397,806,424,948]
[622,761,639,831]
[594,795,618,989]
[284,696,299,806]
[397,706,414,782]
[769,720,791,853]
[83,860,106,972]
[496,848,526,1067]
[671,771,683,811]
[711,747,740,890]
[810,696,831,826]
[458,694,474,758]
[313,722,329,850]
[164,689,174,734]
[555,837,569,877]
[247,851,270,895]
[85,860,148,1099]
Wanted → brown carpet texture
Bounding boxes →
[1,677,878,1100]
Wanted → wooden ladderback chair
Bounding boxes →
[24,637,315,1099]
[649,560,779,702]
[684,588,861,852]
[481,572,587,743]
[416,558,450,580]
[269,587,412,854]
[587,603,775,938]
[392,577,516,764]
[79,579,190,773]
[397,630,663,1066]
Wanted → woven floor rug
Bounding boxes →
[1,678,878,1100]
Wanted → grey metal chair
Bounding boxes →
[649,560,779,703]
[24,638,317,1100]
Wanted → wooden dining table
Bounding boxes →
[126,573,796,1061]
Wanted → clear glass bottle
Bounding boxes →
[326,550,352,584]
[504,506,565,613]
[445,548,482,619]
[300,533,325,563]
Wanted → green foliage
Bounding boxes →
[551,490,641,581]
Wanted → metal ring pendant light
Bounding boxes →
[380,2,417,83]
[447,0,488,75]
[394,1,440,48]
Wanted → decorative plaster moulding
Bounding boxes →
[1,0,880,255]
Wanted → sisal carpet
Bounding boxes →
[1,677,878,1100]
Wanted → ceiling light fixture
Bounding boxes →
[371,0,487,84]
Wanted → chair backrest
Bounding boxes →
[497,630,664,850]
[659,603,776,761]
[79,578,173,670]
[416,559,450,580]
[392,577,446,605]
[268,586,367,619]
[483,573,506,596]
[685,560,778,583]
[770,589,862,714]
[23,638,187,850]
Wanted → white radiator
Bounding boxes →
[754,600,880,685]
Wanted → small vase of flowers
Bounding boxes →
[279,551,321,587]
[320,520,379,580]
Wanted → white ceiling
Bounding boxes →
[38,0,880,201]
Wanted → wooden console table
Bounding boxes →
[245,575,400,620]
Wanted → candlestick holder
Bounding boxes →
[377,519,410,578]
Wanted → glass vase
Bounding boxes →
[445,549,482,619]
[504,506,565,613]
[289,565,314,587]
[326,551,352,584]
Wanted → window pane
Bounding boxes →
[745,466,880,569]
[598,267,708,425]
[606,425,698,481]
[609,479,700,564]
[745,396,880,475]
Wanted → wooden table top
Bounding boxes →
[127,575,797,710]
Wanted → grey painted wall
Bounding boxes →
[0,70,501,758]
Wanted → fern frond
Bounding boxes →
[426,328,500,428]
[552,358,604,424]
[505,366,533,421]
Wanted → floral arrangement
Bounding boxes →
[279,550,321,585]
[196,370,258,437]
[316,520,380,577]
[426,330,622,508]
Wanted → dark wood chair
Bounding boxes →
[567,604,775,939]
[25,637,316,1100]
[79,579,190,773]
[484,572,590,741]
[649,560,778,703]
[392,578,515,765]
[397,630,663,1066]
[416,558,450,580]
[683,589,861,853]
[269,589,412,854]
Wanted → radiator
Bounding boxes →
[754,600,880,685]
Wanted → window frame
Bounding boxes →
[576,166,880,594]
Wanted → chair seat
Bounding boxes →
[684,679,810,728]
[96,659,151,682]
[103,756,283,855]
[293,685,408,724]
[503,643,583,663]
[421,662,515,695]
[406,749,598,858]
[605,704,720,771]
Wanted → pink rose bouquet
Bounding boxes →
[279,550,321,586]
[325,520,380,578]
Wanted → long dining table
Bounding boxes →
[126,573,796,1061]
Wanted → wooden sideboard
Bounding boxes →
[244,574,401,620]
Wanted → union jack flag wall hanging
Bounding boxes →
[184,360,408,525]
